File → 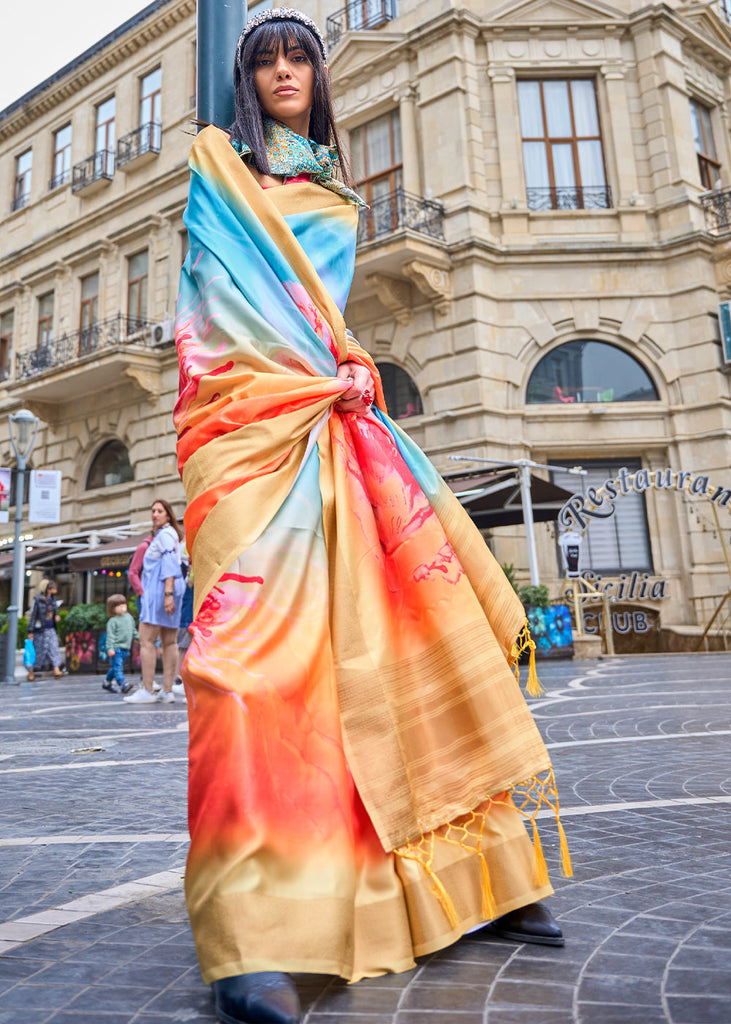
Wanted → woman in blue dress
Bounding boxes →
[124,499,185,704]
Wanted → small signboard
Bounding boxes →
[29,470,61,524]
[719,301,731,365]
[0,468,10,524]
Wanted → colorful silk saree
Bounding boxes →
[175,125,570,984]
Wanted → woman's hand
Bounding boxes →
[164,594,175,616]
[335,361,375,416]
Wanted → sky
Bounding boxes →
[0,1,151,111]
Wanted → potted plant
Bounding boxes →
[502,566,574,660]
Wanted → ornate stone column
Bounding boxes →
[488,65,522,208]
[600,64,640,207]
[397,84,421,196]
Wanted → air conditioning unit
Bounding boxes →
[151,319,175,346]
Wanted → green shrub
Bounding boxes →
[502,564,551,609]
[0,614,29,648]
[57,608,70,641]
[62,602,107,635]
[518,584,550,609]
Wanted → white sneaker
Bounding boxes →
[159,689,175,703]
[171,682,186,696]
[152,681,162,693]
[123,688,160,704]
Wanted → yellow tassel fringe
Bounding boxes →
[394,772,573,930]
[511,621,544,697]
[530,818,550,887]
[557,817,573,878]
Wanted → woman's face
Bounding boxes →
[253,40,314,137]
[151,503,169,530]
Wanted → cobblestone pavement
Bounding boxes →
[0,653,730,1023]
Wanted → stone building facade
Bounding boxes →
[1,0,730,643]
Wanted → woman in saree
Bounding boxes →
[175,9,570,1024]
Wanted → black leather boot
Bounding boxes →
[481,901,564,946]
[212,972,301,1024]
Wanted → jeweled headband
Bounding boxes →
[236,7,328,65]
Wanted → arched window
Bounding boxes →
[526,341,659,404]
[376,362,423,419]
[86,440,134,490]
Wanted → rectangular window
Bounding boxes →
[79,272,99,356]
[127,251,148,328]
[37,292,54,350]
[518,79,609,211]
[690,98,720,190]
[350,110,403,239]
[13,149,32,211]
[95,96,116,177]
[346,0,395,31]
[50,124,72,189]
[140,68,162,150]
[551,459,653,574]
[0,310,13,380]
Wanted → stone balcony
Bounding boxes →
[351,188,451,324]
[71,150,114,196]
[6,314,163,418]
[117,122,162,172]
[326,0,397,48]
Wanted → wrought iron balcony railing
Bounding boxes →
[72,150,114,194]
[15,314,152,381]
[357,188,445,245]
[117,122,162,169]
[326,0,397,48]
[48,169,70,191]
[700,187,731,235]
[526,185,613,211]
[11,192,29,213]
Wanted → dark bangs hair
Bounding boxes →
[230,20,353,187]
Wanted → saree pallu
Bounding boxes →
[176,126,570,984]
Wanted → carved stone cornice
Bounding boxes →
[124,363,162,399]
[23,400,61,430]
[402,260,453,316]
[365,273,413,325]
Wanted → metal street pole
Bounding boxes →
[449,455,586,588]
[197,0,247,130]
[4,410,39,685]
[518,462,540,586]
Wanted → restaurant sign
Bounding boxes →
[558,465,730,531]
[557,467,728,643]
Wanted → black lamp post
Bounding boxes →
[4,409,39,685]
[197,0,247,130]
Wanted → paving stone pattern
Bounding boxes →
[0,654,730,1023]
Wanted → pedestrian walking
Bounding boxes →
[26,579,64,680]
[123,499,185,705]
[101,593,138,694]
[174,10,570,1024]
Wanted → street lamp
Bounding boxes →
[4,409,39,684]
[197,0,246,130]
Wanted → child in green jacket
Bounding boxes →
[102,594,138,694]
